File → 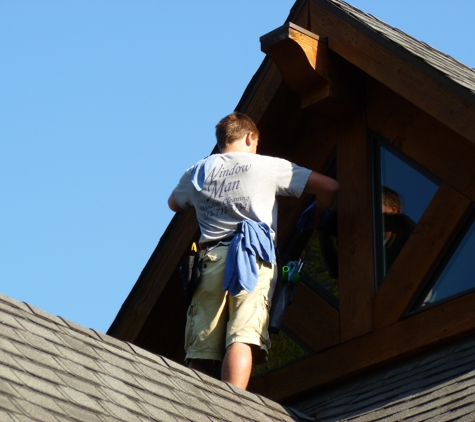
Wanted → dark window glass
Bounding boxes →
[299,229,339,302]
[374,139,439,285]
[251,329,311,377]
[414,212,475,309]
[279,202,339,306]
[279,159,339,307]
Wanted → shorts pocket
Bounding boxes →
[258,295,272,349]
[184,302,196,352]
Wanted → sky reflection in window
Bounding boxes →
[376,142,439,283]
[416,214,475,308]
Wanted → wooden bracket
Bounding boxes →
[260,22,364,119]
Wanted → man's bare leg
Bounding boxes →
[221,342,253,389]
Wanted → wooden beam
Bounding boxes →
[112,209,199,342]
[260,22,364,119]
[367,79,475,203]
[236,0,310,120]
[283,283,340,352]
[309,1,475,144]
[261,22,329,99]
[241,61,284,126]
[337,112,374,341]
[374,183,472,329]
[134,270,188,359]
[249,289,475,402]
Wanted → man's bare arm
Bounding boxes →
[168,191,184,212]
[303,171,339,228]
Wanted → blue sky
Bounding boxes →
[2,1,474,334]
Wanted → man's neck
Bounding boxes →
[221,145,247,153]
[221,133,257,154]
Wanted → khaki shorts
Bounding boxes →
[184,245,277,365]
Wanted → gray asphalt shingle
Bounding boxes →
[3,1,475,421]
[291,334,475,421]
[0,292,300,421]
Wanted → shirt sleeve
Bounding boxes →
[275,158,312,198]
[173,169,193,210]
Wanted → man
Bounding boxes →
[168,112,339,389]
[381,186,416,275]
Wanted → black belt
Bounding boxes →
[200,236,233,250]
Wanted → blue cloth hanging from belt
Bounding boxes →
[223,220,276,296]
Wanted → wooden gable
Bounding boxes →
[108,0,475,403]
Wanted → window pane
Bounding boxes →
[416,215,475,308]
[279,209,339,306]
[375,142,439,284]
[380,147,438,223]
[300,229,339,300]
[279,158,339,306]
[251,329,310,377]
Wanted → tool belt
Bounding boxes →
[180,237,234,304]
[179,244,206,304]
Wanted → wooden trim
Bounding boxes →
[283,283,340,352]
[309,2,475,144]
[241,61,284,126]
[374,183,472,329]
[261,23,329,100]
[336,112,374,341]
[112,209,199,342]
[235,2,309,116]
[249,290,475,402]
[260,21,365,118]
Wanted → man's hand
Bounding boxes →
[303,171,339,227]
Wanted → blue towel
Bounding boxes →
[223,220,276,296]
[190,155,218,191]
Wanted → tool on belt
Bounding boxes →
[179,242,206,304]
[268,259,304,334]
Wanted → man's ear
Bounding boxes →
[245,132,253,147]
[246,132,252,147]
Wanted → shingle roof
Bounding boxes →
[0,292,305,421]
[322,0,475,96]
[291,333,475,421]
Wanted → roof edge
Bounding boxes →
[313,0,475,104]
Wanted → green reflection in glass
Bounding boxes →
[251,329,309,377]
[278,158,339,306]
[300,230,339,298]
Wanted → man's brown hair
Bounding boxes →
[215,112,260,151]
[382,186,402,213]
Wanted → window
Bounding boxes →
[279,159,339,306]
[412,211,475,310]
[299,228,339,303]
[373,138,439,286]
[252,329,311,377]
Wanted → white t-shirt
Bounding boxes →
[173,152,312,243]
